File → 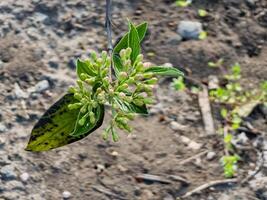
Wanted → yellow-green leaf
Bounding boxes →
[25,94,104,152]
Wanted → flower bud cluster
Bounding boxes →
[68,48,158,141]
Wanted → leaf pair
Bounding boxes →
[113,22,148,76]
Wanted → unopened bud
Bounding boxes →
[118,92,126,99]
[145,77,158,85]
[77,80,83,90]
[85,78,95,85]
[80,104,88,113]
[136,62,144,72]
[133,99,144,106]
[68,86,77,94]
[78,114,88,126]
[80,73,89,81]
[136,54,144,63]
[143,72,153,79]
[117,83,129,91]
[125,47,132,58]
[91,51,97,61]
[101,51,108,60]
[68,103,82,110]
[119,49,126,58]
[74,93,82,100]
[118,72,128,80]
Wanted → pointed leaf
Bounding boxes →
[114,97,148,115]
[128,22,141,63]
[145,66,184,77]
[113,22,148,55]
[25,94,104,152]
[113,22,148,75]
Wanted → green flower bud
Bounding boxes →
[145,77,158,85]
[85,77,95,85]
[136,62,144,72]
[112,129,119,142]
[68,86,77,94]
[125,113,135,120]
[78,113,88,126]
[101,51,108,61]
[103,77,109,87]
[143,72,153,79]
[91,101,98,108]
[68,103,83,110]
[124,60,131,69]
[125,47,132,58]
[91,51,97,61]
[80,73,89,81]
[125,96,133,103]
[133,99,144,106]
[109,88,114,96]
[127,77,135,84]
[118,72,128,80]
[90,116,96,124]
[80,104,88,113]
[73,93,82,100]
[101,68,109,77]
[118,92,126,99]
[143,98,155,104]
[135,54,144,63]
[135,74,143,80]
[77,80,83,90]
[117,83,129,91]
[105,58,111,68]
[102,130,109,140]
[81,98,88,104]
[119,49,126,58]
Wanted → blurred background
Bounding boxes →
[0,0,266,199]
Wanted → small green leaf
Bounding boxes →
[145,66,184,77]
[114,97,148,115]
[198,9,207,17]
[199,31,208,40]
[76,59,96,79]
[113,22,148,76]
[113,22,148,55]
[71,104,105,137]
[128,22,141,63]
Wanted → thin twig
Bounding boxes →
[178,150,208,165]
[181,179,238,198]
[105,0,113,81]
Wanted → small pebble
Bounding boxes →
[62,191,71,199]
[206,151,216,161]
[34,80,50,93]
[177,21,203,40]
[170,121,187,131]
[20,172,30,182]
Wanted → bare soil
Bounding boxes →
[0,0,266,200]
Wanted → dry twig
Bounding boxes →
[198,87,216,136]
[181,179,238,198]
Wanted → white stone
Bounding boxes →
[62,191,71,199]
[206,151,216,160]
[34,80,50,93]
[20,172,30,182]
[14,83,28,98]
[170,121,187,131]
[177,21,203,40]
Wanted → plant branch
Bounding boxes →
[105,0,113,81]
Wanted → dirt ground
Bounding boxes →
[0,0,267,199]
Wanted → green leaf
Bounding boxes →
[114,97,148,115]
[113,22,148,76]
[145,66,184,77]
[113,22,148,55]
[128,22,141,63]
[76,59,96,79]
[71,104,105,137]
[25,94,104,152]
